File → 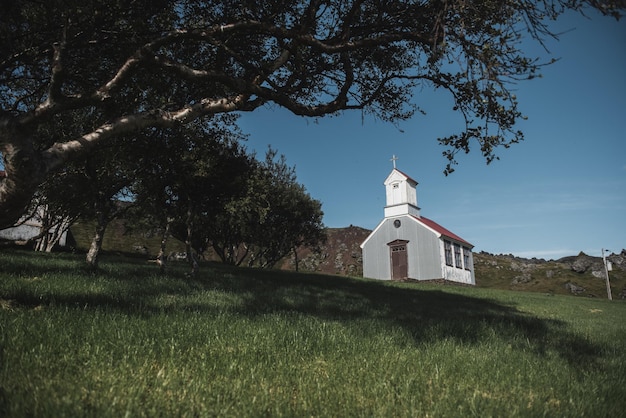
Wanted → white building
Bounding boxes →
[360,166,475,284]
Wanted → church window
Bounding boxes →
[463,247,471,270]
[454,244,462,268]
[444,240,453,266]
[392,183,399,189]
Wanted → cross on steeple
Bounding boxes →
[390,155,398,169]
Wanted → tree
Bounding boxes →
[130,118,252,273]
[243,150,325,269]
[29,166,83,252]
[38,136,139,267]
[209,148,325,269]
[80,151,138,269]
[1,0,624,228]
[6,185,77,252]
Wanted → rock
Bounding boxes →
[565,282,586,295]
[571,253,594,273]
[591,270,605,279]
[289,226,369,276]
[608,250,626,271]
[334,253,344,270]
[511,273,532,285]
[564,252,609,275]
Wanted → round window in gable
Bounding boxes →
[393,219,401,228]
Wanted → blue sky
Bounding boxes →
[239,10,626,260]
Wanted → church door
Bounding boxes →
[389,240,409,280]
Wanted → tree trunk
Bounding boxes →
[293,246,299,272]
[44,227,59,252]
[44,218,71,252]
[235,244,250,267]
[185,205,199,277]
[34,234,48,252]
[34,208,49,252]
[156,218,172,274]
[0,131,48,229]
[86,222,106,269]
[247,249,257,268]
[34,209,72,252]
[86,201,108,269]
[34,211,49,252]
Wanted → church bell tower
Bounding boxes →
[383,156,420,218]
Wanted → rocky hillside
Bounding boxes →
[279,226,370,277]
[473,250,626,298]
[284,226,625,299]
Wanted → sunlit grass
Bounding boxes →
[1,249,625,417]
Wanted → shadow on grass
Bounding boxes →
[222,268,603,368]
[1,251,603,369]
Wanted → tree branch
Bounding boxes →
[41,94,251,172]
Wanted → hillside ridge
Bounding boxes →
[284,226,625,298]
[67,222,625,298]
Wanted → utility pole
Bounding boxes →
[602,248,612,301]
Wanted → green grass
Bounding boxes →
[69,219,187,256]
[1,250,625,417]
[474,255,626,297]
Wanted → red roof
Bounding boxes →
[392,168,418,185]
[412,215,473,247]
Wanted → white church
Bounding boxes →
[360,160,475,285]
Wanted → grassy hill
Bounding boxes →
[69,221,626,299]
[69,218,188,256]
[1,249,625,417]
[474,251,626,298]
